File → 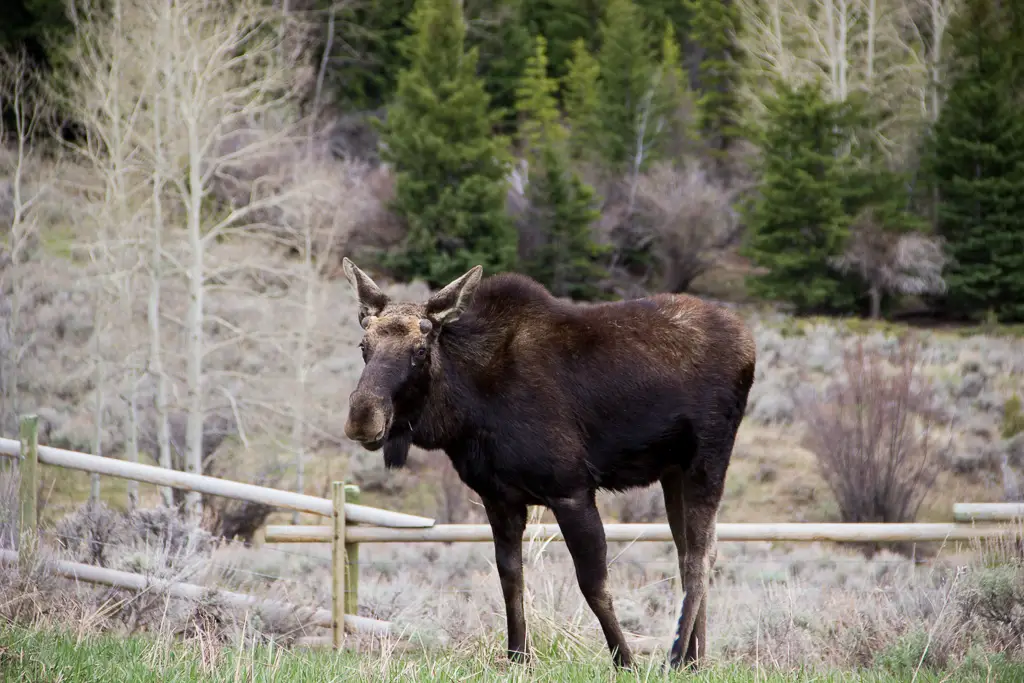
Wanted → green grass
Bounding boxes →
[2,623,1023,683]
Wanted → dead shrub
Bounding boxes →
[53,501,215,576]
[798,335,949,552]
[610,487,666,523]
[629,159,743,293]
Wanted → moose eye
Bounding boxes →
[358,340,368,362]
[412,346,428,363]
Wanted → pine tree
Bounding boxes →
[521,0,600,82]
[635,0,691,53]
[376,0,519,287]
[466,0,535,135]
[525,144,610,299]
[924,0,1024,322]
[685,0,744,167]
[516,34,609,299]
[646,22,696,161]
[515,35,567,161]
[562,37,602,163]
[326,0,417,110]
[594,0,657,171]
[741,80,856,313]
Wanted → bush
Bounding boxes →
[957,557,1024,656]
[1004,394,1024,439]
[798,335,948,544]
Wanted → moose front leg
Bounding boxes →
[483,497,529,662]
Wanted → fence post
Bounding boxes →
[331,480,346,649]
[344,483,360,617]
[18,414,39,572]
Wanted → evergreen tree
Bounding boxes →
[741,80,856,313]
[685,0,745,166]
[525,143,610,299]
[515,35,567,161]
[466,0,535,135]
[646,22,696,161]
[522,0,601,82]
[562,37,603,163]
[376,0,519,287]
[924,0,1024,322]
[635,0,691,54]
[516,35,609,299]
[593,0,657,171]
[325,0,416,110]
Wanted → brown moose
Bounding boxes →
[341,258,756,670]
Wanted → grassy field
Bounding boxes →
[2,622,1023,683]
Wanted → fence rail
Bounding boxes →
[0,435,433,528]
[265,520,1021,545]
[0,549,391,636]
[954,503,1024,523]
[4,414,1024,655]
[0,415,420,648]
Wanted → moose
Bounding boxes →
[340,258,756,670]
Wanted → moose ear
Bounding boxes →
[342,257,389,327]
[425,265,483,326]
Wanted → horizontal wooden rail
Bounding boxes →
[264,521,1024,545]
[0,549,391,636]
[953,503,1024,523]
[0,437,434,528]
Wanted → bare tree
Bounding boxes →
[737,0,934,161]
[632,160,743,292]
[829,206,949,318]
[0,50,54,434]
[796,336,950,555]
[902,0,960,124]
[53,0,154,505]
[146,77,174,508]
[52,0,315,522]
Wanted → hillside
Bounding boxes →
[12,240,1022,531]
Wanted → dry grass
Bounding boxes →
[5,494,1024,677]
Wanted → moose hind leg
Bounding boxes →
[676,499,717,668]
[483,498,529,662]
[661,468,690,667]
[551,492,634,668]
[663,466,722,670]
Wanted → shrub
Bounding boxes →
[956,558,1024,656]
[798,335,948,547]
[1003,394,1024,439]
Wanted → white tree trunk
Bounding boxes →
[148,83,174,509]
[291,233,312,524]
[184,122,205,525]
[90,306,105,506]
[126,374,140,509]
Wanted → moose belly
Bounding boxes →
[444,413,697,505]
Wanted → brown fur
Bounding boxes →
[341,259,756,669]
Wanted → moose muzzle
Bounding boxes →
[344,391,392,450]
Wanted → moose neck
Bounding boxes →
[411,314,510,451]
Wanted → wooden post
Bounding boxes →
[344,483,360,617]
[18,415,39,572]
[331,481,346,649]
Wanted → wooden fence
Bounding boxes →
[0,415,429,647]
[4,413,1024,652]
